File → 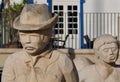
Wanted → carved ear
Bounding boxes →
[94,49,100,59]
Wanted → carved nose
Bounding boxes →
[108,49,113,55]
[26,35,31,43]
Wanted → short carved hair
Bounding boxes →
[93,34,117,50]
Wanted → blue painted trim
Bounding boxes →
[0,0,4,11]
[27,0,33,4]
[80,0,85,48]
[47,0,52,12]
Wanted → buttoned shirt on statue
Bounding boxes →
[2,49,77,82]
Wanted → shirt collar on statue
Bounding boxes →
[24,49,53,63]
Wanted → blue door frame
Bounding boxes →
[0,0,5,11]
[80,0,85,48]
[47,0,52,12]
[27,0,33,4]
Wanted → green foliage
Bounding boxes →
[3,0,27,14]
[2,0,27,47]
[12,3,24,13]
[12,0,27,13]
[23,0,27,4]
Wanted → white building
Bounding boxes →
[3,0,120,49]
[84,0,120,12]
[84,0,120,42]
[51,0,80,49]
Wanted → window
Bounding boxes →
[59,29,64,34]
[68,18,73,22]
[74,29,78,34]
[67,5,78,35]
[73,18,77,22]
[54,12,58,14]
[68,24,73,28]
[54,24,58,28]
[68,29,78,34]
[59,18,63,22]
[54,30,58,34]
[54,5,58,10]
[68,6,72,10]
[68,12,73,16]
[68,29,72,34]
[54,29,64,34]
[73,12,77,16]
[59,5,63,10]
[73,6,77,10]
[59,23,63,28]
[73,24,77,28]
[59,12,63,16]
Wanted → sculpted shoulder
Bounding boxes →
[5,50,25,62]
[79,65,96,77]
[52,49,70,60]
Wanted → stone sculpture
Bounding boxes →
[2,4,78,82]
[73,56,93,73]
[79,34,120,82]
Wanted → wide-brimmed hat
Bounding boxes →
[13,4,58,31]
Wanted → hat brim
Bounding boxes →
[13,13,58,31]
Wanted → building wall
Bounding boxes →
[83,0,120,44]
[84,0,120,12]
[34,0,47,4]
[9,0,120,12]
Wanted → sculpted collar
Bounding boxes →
[23,49,53,63]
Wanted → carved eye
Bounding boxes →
[103,48,109,52]
[112,47,117,52]
[30,35,40,41]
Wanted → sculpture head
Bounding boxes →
[93,34,118,64]
[13,4,58,55]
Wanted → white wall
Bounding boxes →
[34,0,47,4]
[0,0,2,5]
[10,0,120,12]
[84,0,120,12]
[10,0,23,5]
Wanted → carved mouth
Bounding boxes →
[25,47,35,50]
[109,56,115,60]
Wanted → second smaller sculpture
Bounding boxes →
[79,34,120,82]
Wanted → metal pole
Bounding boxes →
[80,0,85,48]
[2,13,5,46]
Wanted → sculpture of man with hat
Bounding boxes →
[2,4,78,82]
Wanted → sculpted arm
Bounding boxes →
[59,54,78,82]
[78,66,92,82]
[2,56,15,82]
[79,70,86,82]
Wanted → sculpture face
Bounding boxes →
[19,31,50,55]
[98,42,118,63]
